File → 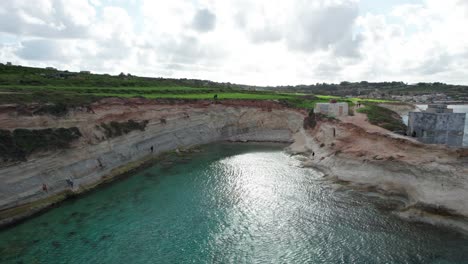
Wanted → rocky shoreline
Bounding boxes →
[1,98,467,232]
[287,114,468,232]
[0,98,306,227]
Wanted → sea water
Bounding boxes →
[1,143,467,264]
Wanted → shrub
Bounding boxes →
[303,111,317,129]
[100,120,148,138]
[33,102,69,116]
[13,127,81,156]
[357,104,407,132]
[0,127,81,162]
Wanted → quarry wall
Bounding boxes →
[0,99,306,226]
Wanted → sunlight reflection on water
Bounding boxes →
[0,144,467,263]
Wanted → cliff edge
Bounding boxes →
[0,98,306,227]
[288,112,468,231]
[1,98,467,232]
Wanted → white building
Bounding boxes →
[314,102,349,117]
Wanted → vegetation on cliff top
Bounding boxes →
[0,127,82,162]
[0,65,394,109]
[1,64,468,99]
[357,104,407,132]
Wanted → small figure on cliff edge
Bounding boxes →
[42,184,48,193]
[150,146,154,153]
[66,179,74,188]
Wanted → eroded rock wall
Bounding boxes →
[289,118,468,220]
[0,99,306,225]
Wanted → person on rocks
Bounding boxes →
[66,179,74,188]
[42,184,48,193]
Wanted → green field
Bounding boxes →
[0,64,397,109]
[0,85,210,91]
[0,83,395,109]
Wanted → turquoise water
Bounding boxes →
[1,143,468,263]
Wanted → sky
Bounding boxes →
[1,0,468,86]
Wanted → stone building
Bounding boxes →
[407,104,466,147]
[314,102,349,117]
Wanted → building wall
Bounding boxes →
[425,104,453,113]
[408,112,465,146]
[315,104,329,115]
[314,103,348,117]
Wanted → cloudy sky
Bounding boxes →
[1,0,468,86]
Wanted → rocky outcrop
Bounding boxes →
[288,116,468,231]
[0,98,306,226]
[1,98,467,232]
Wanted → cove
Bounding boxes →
[1,143,467,264]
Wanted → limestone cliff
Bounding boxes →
[1,98,467,232]
[0,98,306,226]
[288,114,468,231]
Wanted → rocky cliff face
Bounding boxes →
[1,99,467,231]
[288,116,468,231]
[0,99,306,226]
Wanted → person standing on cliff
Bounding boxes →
[66,179,74,188]
[42,184,48,193]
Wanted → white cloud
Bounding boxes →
[350,0,468,84]
[0,0,95,38]
[1,0,468,85]
[192,9,216,32]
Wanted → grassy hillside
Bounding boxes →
[0,64,394,109]
[2,64,467,100]
[357,104,407,132]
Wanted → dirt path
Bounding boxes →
[338,107,418,142]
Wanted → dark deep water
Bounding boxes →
[1,143,468,264]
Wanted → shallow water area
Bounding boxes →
[1,143,468,263]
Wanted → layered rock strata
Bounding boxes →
[0,99,306,226]
[288,117,468,230]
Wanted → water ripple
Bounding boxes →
[0,143,467,263]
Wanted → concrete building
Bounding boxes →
[314,102,349,117]
[408,104,466,147]
[424,104,453,113]
[6,62,12,66]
